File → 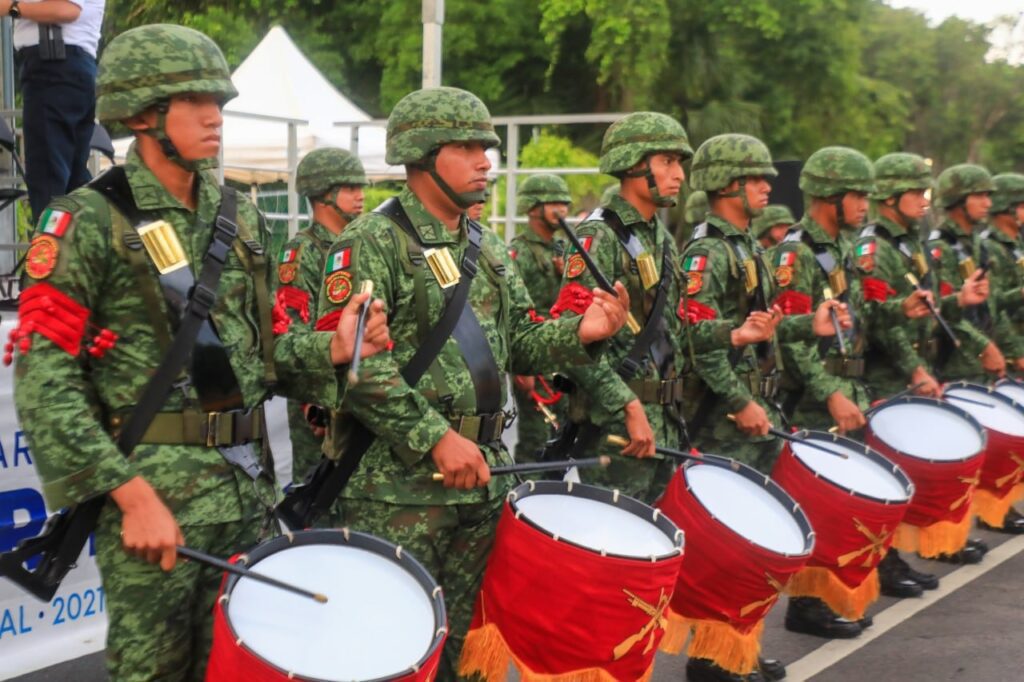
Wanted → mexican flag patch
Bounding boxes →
[327,247,351,274]
[568,236,593,255]
[39,209,72,238]
[280,247,297,264]
[855,242,876,257]
[683,254,707,272]
[777,251,796,267]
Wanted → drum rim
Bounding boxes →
[944,380,1024,436]
[220,529,447,682]
[786,430,915,505]
[681,456,816,558]
[994,377,1024,394]
[507,479,685,561]
[866,395,988,463]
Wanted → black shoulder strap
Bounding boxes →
[616,244,673,380]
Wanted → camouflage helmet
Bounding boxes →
[752,204,796,238]
[385,87,500,166]
[599,112,693,175]
[689,134,777,193]
[684,191,709,224]
[96,24,238,124]
[517,174,572,214]
[871,153,932,200]
[936,164,995,208]
[296,148,368,199]
[990,173,1024,215]
[799,146,876,198]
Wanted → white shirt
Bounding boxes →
[13,0,106,58]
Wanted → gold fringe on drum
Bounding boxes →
[971,483,1024,528]
[784,566,880,621]
[892,514,973,558]
[658,614,765,676]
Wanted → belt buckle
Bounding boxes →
[206,412,221,447]
[454,416,475,441]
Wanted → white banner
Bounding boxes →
[0,315,107,680]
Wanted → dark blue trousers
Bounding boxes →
[17,44,96,220]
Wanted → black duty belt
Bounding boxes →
[108,407,264,447]
[628,377,685,405]
[448,412,507,444]
[823,357,865,378]
[737,369,780,401]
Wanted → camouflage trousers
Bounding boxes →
[287,399,324,484]
[341,495,504,682]
[571,400,680,505]
[95,504,261,682]
[511,388,563,464]
[690,397,783,474]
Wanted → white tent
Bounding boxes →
[114,25,400,183]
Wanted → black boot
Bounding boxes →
[758,656,787,681]
[686,657,764,682]
[858,614,874,629]
[979,507,1024,533]
[784,597,862,639]
[933,541,985,564]
[878,550,924,598]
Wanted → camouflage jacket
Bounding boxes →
[553,193,732,427]
[508,228,564,316]
[274,221,338,329]
[977,225,1024,359]
[13,146,342,523]
[316,186,598,505]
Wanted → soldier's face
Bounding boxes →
[896,189,929,220]
[334,185,364,216]
[769,224,790,244]
[841,191,869,227]
[744,176,771,212]
[647,153,684,199]
[435,142,492,196]
[1015,203,1024,226]
[964,192,992,222]
[543,203,570,224]
[163,93,224,161]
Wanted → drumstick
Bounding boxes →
[823,286,847,357]
[726,415,849,459]
[176,546,328,604]
[905,273,960,348]
[943,393,996,408]
[606,435,729,465]
[556,217,641,335]
[430,456,610,481]
[347,280,375,385]
[863,382,927,418]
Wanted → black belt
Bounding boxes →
[823,357,865,378]
[448,412,507,444]
[628,377,685,405]
[108,407,264,447]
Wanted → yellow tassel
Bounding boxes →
[683,619,764,676]
[658,608,691,655]
[785,566,879,621]
[458,623,656,682]
[893,514,972,558]
[971,484,1024,528]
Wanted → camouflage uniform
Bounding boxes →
[978,173,1024,363]
[926,165,998,383]
[318,87,600,680]
[277,148,368,484]
[678,189,709,244]
[508,174,571,462]
[13,25,343,682]
[752,204,795,245]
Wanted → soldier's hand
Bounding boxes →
[901,290,933,319]
[109,476,184,572]
[329,293,390,365]
[910,366,941,397]
[731,309,780,347]
[732,400,771,437]
[578,282,631,344]
[826,391,866,434]
[811,300,851,337]
[431,429,491,489]
[513,375,536,393]
[621,399,656,457]
[957,270,989,307]
[980,342,1007,377]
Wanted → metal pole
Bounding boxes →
[287,122,299,237]
[1,18,17,275]
[350,124,360,156]
[503,123,518,244]
[422,0,444,88]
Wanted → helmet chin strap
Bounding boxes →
[890,192,916,227]
[717,177,761,218]
[141,101,219,172]
[321,187,359,224]
[421,151,484,210]
[827,195,852,229]
[624,160,675,208]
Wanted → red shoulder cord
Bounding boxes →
[862,277,897,303]
[275,286,310,323]
[677,298,718,324]
[4,283,116,366]
[548,282,594,319]
[772,290,812,315]
[522,310,563,404]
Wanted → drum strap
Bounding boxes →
[793,229,861,357]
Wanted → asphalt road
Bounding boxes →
[8,524,1024,682]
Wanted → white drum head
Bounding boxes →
[946,387,1024,436]
[995,382,1024,407]
[870,402,983,461]
[792,440,909,502]
[227,545,436,681]
[516,493,676,558]
[686,464,806,555]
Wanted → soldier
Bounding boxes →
[12,24,390,681]
[752,204,795,250]
[772,147,932,638]
[678,189,709,244]
[551,113,775,505]
[314,86,629,679]
[508,173,572,462]
[926,164,1001,384]
[277,147,368,486]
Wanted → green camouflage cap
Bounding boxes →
[296,147,368,198]
[799,146,876,197]
[689,134,777,192]
[599,112,693,175]
[684,191,709,223]
[96,24,238,124]
[872,153,932,200]
[752,204,795,237]
[991,173,1024,215]
[385,87,500,165]
[517,173,571,214]
[936,164,995,208]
